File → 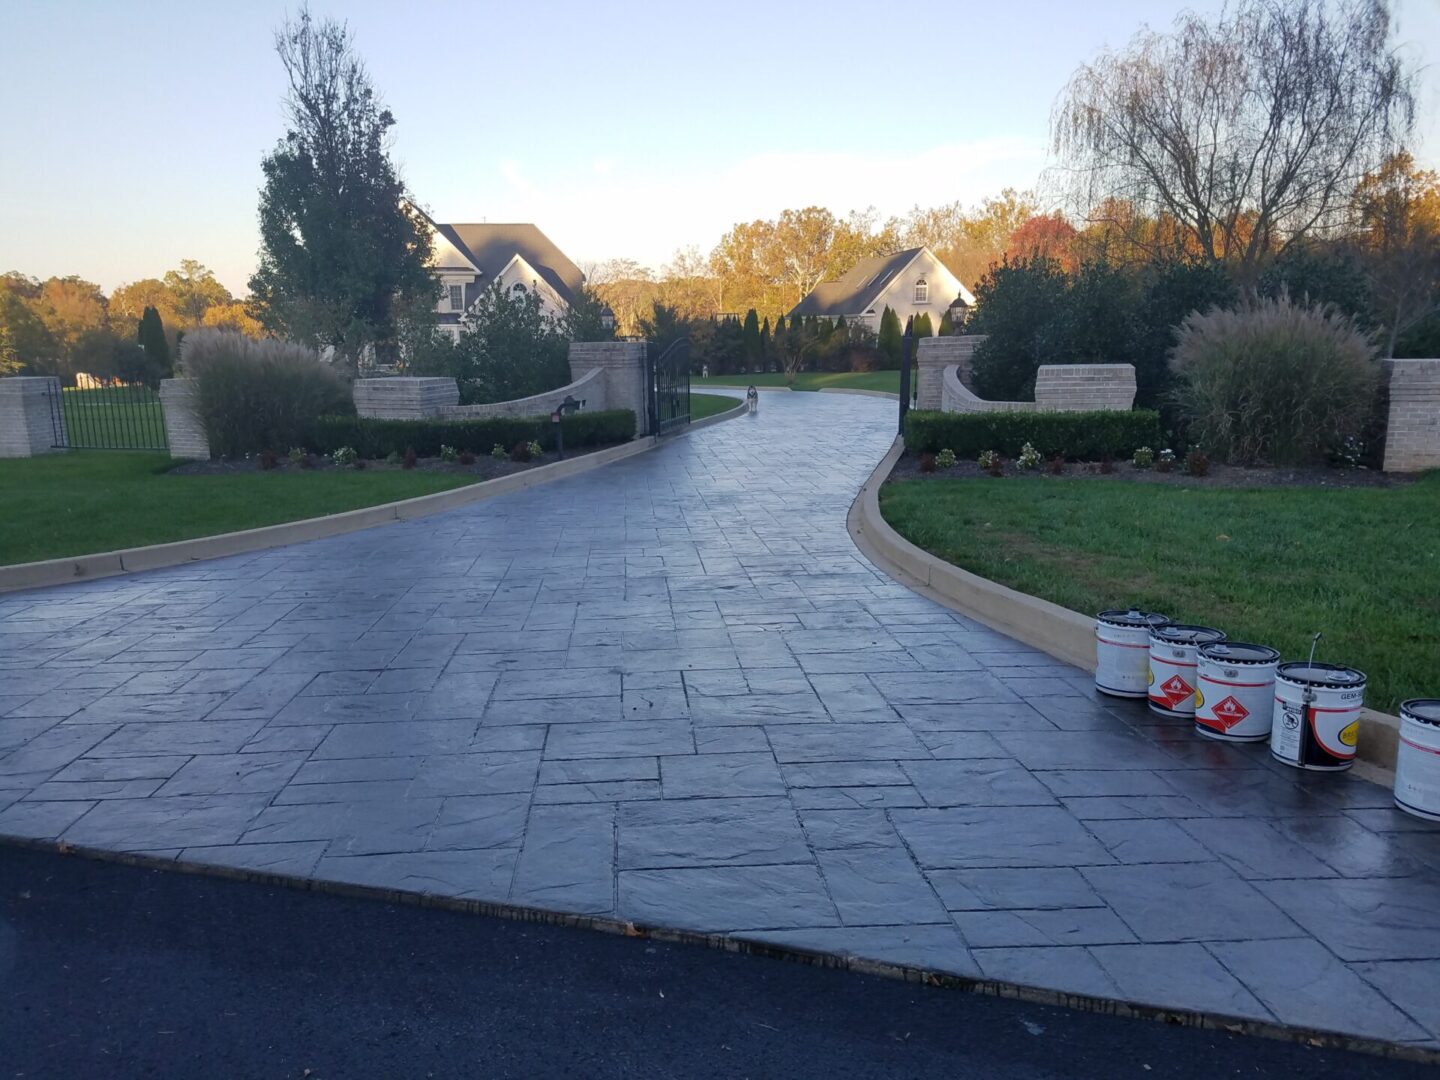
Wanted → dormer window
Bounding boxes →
[448,284,463,311]
[512,283,527,294]
[914,278,929,304]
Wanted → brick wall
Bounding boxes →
[438,367,608,420]
[1383,359,1440,472]
[916,336,987,409]
[569,342,649,436]
[0,377,64,458]
[159,379,211,460]
[353,377,460,419]
[1034,365,1137,411]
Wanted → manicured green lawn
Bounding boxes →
[0,453,481,566]
[60,387,167,450]
[698,371,903,394]
[689,392,740,420]
[880,474,1440,714]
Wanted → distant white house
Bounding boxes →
[417,208,585,341]
[789,246,975,331]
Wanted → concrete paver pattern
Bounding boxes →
[2,390,1439,1050]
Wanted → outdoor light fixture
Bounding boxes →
[550,394,586,459]
[600,305,616,332]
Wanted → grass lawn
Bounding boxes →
[0,453,483,567]
[698,371,903,394]
[60,386,168,450]
[689,392,740,421]
[880,474,1440,714]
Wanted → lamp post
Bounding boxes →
[550,394,585,459]
[600,305,616,335]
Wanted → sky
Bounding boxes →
[2,0,1439,296]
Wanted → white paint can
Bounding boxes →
[1194,642,1280,743]
[1269,662,1366,771]
[1148,625,1226,718]
[1095,609,1171,699]
[1395,699,1440,822]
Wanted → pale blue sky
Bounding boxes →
[2,0,1438,295]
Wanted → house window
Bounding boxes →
[448,284,463,311]
[914,278,929,304]
[512,282,527,294]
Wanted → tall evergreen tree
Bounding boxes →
[741,308,761,365]
[248,7,435,372]
[878,306,903,366]
[137,305,171,376]
[914,312,934,338]
[759,316,771,360]
[938,310,954,336]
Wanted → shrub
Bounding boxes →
[458,449,476,466]
[1047,455,1065,475]
[935,448,957,469]
[1169,294,1380,466]
[904,409,1163,461]
[439,444,459,462]
[385,450,401,466]
[288,446,307,464]
[259,449,279,471]
[402,447,417,470]
[309,409,635,461]
[1186,449,1211,477]
[1016,442,1042,471]
[509,441,532,463]
[1132,446,1155,469]
[526,439,543,458]
[1100,455,1114,474]
[182,328,352,458]
[491,443,507,460]
[1156,448,1176,473]
[297,452,315,470]
[919,452,937,473]
[331,446,357,468]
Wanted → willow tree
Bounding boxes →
[249,7,434,372]
[1052,0,1415,269]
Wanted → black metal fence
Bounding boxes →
[47,381,169,451]
[649,338,691,436]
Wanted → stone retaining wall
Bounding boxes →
[353,377,460,420]
[438,367,607,420]
[935,362,1137,414]
[569,341,650,436]
[916,336,986,409]
[1383,359,1440,472]
[0,376,63,458]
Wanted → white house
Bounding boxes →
[789,246,975,332]
[419,209,585,341]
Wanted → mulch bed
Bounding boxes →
[170,453,563,479]
[888,453,1411,489]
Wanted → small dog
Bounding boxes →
[746,385,759,414]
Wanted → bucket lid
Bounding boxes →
[1199,642,1280,664]
[1098,608,1171,629]
[1277,661,1367,688]
[1151,624,1226,646]
[1401,699,1440,726]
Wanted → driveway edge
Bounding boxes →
[0,834,1431,1065]
[847,435,1403,776]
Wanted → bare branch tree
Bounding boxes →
[1051,0,1415,270]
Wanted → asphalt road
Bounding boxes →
[0,846,1427,1080]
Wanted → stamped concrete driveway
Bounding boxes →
[2,390,1440,1053]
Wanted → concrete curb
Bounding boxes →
[687,397,747,431]
[817,387,901,400]
[847,435,1405,776]
[1,834,1431,1066]
[696,383,793,393]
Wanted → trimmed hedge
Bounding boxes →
[903,409,1164,460]
[310,409,635,459]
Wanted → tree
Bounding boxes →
[163,260,232,324]
[588,258,656,338]
[1053,0,1416,269]
[877,307,902,367]
[938,310,954,336]
[0,288,57,375]
[913,313,933,338]
[1350,150,1440,356]
[1007,213,1080,272]
[202,302,266,338]
[759,316,770,360]
[137,306,171,378]
[248,7,435,372]
[742,308,761,365]
[32,276,108,366]
[562,283,616,343]
[967,258,1071,400]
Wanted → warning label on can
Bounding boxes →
[1211,695,1250,729]
[1153,674,1195,710]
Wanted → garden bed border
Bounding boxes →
[847,435,1403,776]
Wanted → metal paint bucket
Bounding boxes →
[1096,609,1171,699]
[1148,625,1226,718]
[1395,699,1440,822]
[1195,642,1281,742]
[1269,662,1366,771]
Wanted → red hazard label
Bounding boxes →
[1154,674,1194,710]
[1211,695,1250,729]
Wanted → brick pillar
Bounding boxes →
[916,336,987,410]
[1382,359,1440,472]
[353,377,459,419]
[159,379,211,460]
[569,342,650,436]
[0,376,64,458]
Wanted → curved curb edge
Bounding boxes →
[817,387,901,400]
[1,833,1433,1066]
[846,435,1402,779]
[0,401,748,597]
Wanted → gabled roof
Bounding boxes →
[439,222,584,303]
[790,248,926,318]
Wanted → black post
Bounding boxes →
[897,316,914,436]
[554,414,565,460]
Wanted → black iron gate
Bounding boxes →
[648,337,691,436]
[46,381,169,451]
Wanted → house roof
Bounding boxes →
[789,248,926,318]
[418,207,584,303]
